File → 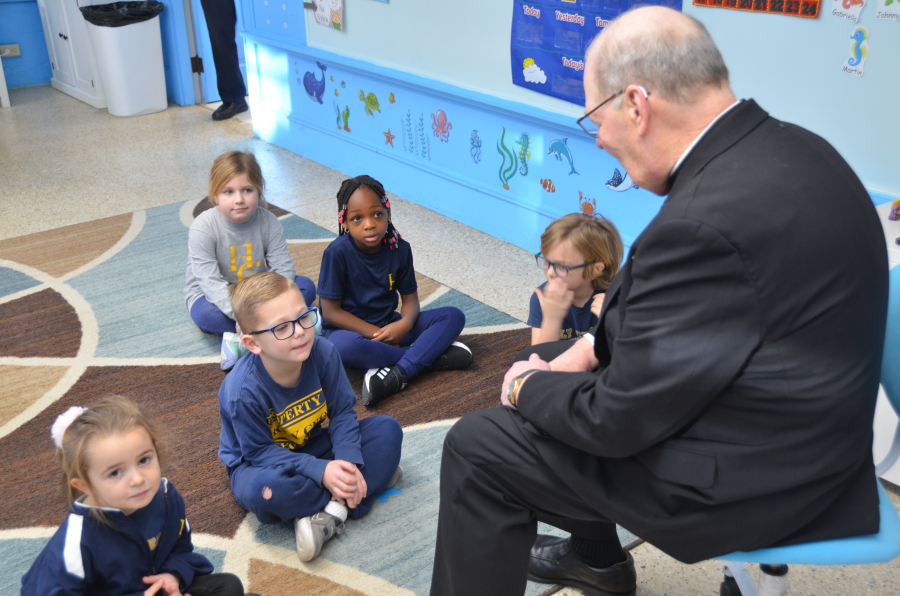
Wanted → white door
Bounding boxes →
[44,0,75,87]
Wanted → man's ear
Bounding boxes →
[242,333,263,355]
[625,85,650,136]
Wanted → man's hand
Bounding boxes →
[590,293,606,318]
[535,278,574,325]
[323,460,367,507]
[372,320,411,345]
[142,574,182,596]
[549,336,600,373]
[501,353,551,409]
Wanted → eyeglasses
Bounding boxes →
[249,307,319,340]
[576,85,650,138]
[535,254,597,278]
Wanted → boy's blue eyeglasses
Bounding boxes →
[249,307,319,340]
[535,254,597,278]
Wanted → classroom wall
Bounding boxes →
[0,0,52,89]
[305,0,899,198]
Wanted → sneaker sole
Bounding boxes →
[294,517,320,562]
[362,367,380,406]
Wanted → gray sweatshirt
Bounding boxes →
[184,207,296,319]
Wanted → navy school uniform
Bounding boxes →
[317,234,465,377]
[527,281,602,340]
[218,337,403,523]
[21,479,214,596]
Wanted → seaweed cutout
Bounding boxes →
[405,110,415,155]
[417,114,427,160]
[497,127,519,190]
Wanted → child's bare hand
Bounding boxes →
[535,278,573,323]
[323,460,363,502]
[372,321,409,345]
[590,292,606,318]
[345,472,368,509]
[143,574,181,595]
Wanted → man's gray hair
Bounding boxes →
[589,8,728,105]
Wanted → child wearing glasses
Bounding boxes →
[529,213,623,345]
[218,272,403,562]
[317,175,472,406]
[184,151,317,371]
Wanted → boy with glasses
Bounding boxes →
[218,272,403,562]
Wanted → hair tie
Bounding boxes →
[51,406,87,449]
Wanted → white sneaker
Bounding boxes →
[294,510,344,562]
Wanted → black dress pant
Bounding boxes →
[185,572,257,596]
[429,405,622,596]
[198,0,247,103]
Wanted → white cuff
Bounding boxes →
[583,333,595,346]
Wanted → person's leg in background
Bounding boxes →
[198,0,248,121]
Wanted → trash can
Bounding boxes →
[80,1,167,117]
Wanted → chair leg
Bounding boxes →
[722,563,758,596]
[757,564,788,596]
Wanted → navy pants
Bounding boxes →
[230,416,403,524]
[324,306,465,379]
[190,275,316,335]
[198,0,247,104]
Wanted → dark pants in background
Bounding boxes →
[198,0,247,104]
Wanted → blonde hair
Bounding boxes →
[540,213,624,291]
[208,151,267,207]
[58,396,165,515]
[229,272,297,332]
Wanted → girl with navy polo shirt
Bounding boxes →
[528,213,623,345]
[317,175,472,406]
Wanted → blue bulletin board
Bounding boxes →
[511,0,682,105]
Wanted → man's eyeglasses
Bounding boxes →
[249,307,319,340]
[576,85,650,138]
[535,254,597,278]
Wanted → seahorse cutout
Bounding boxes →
[515,132,531,176]
[849,28,867,66]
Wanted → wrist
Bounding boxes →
[508,369,540,406]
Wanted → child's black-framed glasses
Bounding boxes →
[535,254,597,278]
[249,307,319,340]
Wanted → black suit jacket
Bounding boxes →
[518,100,889,563]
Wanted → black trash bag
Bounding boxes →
[80,1,164,27]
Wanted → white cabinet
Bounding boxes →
[37,0,107,108]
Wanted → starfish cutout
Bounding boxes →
[384,128,396,147]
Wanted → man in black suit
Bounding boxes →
[430,6,888,596]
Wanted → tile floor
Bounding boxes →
[2,85,900,595]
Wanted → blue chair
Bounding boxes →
[713,265,900,596]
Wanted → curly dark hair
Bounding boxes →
[336,175,402,251]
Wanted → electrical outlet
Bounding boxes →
[0,44,22,58]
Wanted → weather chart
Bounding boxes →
[511,0,681,105]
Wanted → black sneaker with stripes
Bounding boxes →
[362,365,408,406]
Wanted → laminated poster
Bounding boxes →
[693,0,821,17]
[841,27,868,77]
[511,0,681,106]
[831,0,866,21]
[874,0,900,20]
[314,0,343,30]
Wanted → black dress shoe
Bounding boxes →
[212,99,249,121]
[527,535,637,596]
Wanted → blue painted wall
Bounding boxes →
[0,0,51,89]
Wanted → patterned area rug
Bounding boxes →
[0,200,637,596]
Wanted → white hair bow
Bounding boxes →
[51,407,87,449]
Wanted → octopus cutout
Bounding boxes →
[432,110,452,142]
